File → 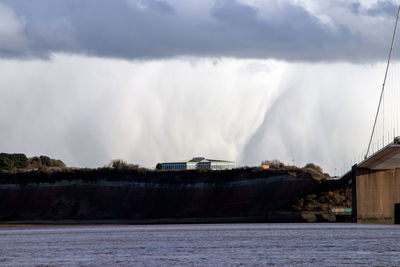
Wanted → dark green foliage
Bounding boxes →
[39,156,51,166]
[156,163,162,170]
[0,153,28,170]
[0,153,66,173]
[39,156,66,168]
[30,157,42,169]
[13,154,28,168]
[110,159,138,170]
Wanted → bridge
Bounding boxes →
[358,139,400,170]
[350,4,400,223]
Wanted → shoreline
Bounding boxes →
[0,212,349,227]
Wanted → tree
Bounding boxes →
[40,156,51,166]
[110,159,138,170]
[0,153,28,170]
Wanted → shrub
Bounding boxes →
[156,163,162,170]
[0,153,28,170]
[39,156,66,168]
[304,163,323,173]
[13,154,28,168]
[30,157,42,168]
[110,159,138,170]
[39,156,51,166]
[50,159,66,168]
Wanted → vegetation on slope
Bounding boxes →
[0,153,28,170]
[0,153,333,187]
[0,153,66,173]
[280,177,352,213]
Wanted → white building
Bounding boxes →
[161,157,235,171]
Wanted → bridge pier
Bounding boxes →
[354,167,400,223]
[351,164,357,223]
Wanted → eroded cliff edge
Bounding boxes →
[0,168,350,223]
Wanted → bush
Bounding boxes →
[110,159,138,170]
[156,163,162,170]
[50,159,66,168]
[39,155,66,168]
[39,156,51,166]
[304,163,323,173]
[0,153,28,170]
[30,157,42,168]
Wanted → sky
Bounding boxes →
[0,0,399,174]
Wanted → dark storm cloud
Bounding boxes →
[350,1,397,17]
[0,0,397,61]
[367,1,398,17]
[210,0,352,60]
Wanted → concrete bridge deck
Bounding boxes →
[358,143,400,170]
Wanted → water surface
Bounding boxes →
[1,224,399,266]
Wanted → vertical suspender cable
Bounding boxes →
[365,4,400,159]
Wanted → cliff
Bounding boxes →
[0,168,349,223]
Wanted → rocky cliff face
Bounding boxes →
[0,168,342,222]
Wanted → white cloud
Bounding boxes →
[241,62,385,174]
[0,54,286,168]
[0,54,386,174]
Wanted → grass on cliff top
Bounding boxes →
[0,154,330,184]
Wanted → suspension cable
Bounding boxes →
[365,4,400,159]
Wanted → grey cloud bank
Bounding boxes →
[0,0,398,61]
[0,0,397,174]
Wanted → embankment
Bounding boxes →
[0,168,349,223]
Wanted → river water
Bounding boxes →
[1,223,400,266]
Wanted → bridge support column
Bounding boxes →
[351,164,357,223]
[355,168,400,223]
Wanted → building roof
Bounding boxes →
[188,157,206,162]
[206,158,235,163]
[162,157,235,164]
